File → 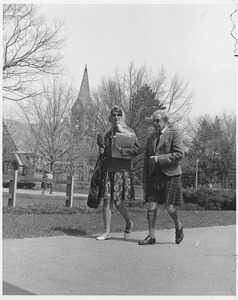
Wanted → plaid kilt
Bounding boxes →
[146,173,183,206]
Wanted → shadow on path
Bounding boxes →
[51,226,88,236]
[3,281,36,295]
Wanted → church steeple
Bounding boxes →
[71,65,91,133]
[75,64,90,108]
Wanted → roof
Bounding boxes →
[72,65,91,112]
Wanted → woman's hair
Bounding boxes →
[105,105,135,136]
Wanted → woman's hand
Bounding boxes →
[111,142,122,152]
[99,147,104,154]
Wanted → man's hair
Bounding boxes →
[153,110,170,122]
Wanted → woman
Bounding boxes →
[96,105,140,241]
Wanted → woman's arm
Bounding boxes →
[120,141,140,157]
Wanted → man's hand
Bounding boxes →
[142,182,147,191]
[149,155,159,163]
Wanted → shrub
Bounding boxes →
[182,187,198,204]
[181,203,203,211]
[182,186,236,211]
[3,182,10,188]
[17,182,36,189]
[3,181,36,189]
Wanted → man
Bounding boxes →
[138,110,184,245]
[47,171,53,194]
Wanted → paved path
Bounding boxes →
[2,225,236,296]
[2,187,88,198]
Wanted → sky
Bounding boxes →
[2,0,238,119]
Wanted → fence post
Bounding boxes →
[8,170,18,207]
[66,175,74,208]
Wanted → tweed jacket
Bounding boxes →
[142,126,184,187]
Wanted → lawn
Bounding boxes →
[2,191,236,239]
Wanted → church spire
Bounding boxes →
[76,64,90,107]
[71,65,91,133]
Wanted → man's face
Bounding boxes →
[152,113,167,132]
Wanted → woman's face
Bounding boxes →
[110,111,122,128]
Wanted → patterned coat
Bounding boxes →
[142,126,184,189]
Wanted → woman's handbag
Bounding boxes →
[87,154,104,209]
[87,133,107,208]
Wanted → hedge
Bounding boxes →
[3,181,36,189]
[182,186,236,211]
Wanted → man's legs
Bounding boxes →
[147,202,157,238]
[49,183,53,194]
[165,204,183,244]
[165,204,182,230]
[138,202,157,245]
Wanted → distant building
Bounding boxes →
[2,121,33,176]
[3,65,91,181]
[71,65,91,135]
[227,167,236,189]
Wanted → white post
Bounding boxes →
[66,176,74,208]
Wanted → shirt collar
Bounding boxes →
[161,126,168,135]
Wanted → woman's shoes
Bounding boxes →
[175,225,184,244]
[96,234,111,241]
[124,221,133,239]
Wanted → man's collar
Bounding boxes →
[161,126,168,134]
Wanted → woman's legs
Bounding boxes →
[113,171,133,231]
[102,198,114,236]
[115,200,132,230]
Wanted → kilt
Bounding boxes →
[146,174,183,207]
[105,170,131,202]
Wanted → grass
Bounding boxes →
[2,189,236,239]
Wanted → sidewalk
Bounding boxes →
[2,187,88,198]
[2,225,236,296]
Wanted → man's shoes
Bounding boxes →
[138,236,156,245]
[176,225,184,244]
[124,221,133,239]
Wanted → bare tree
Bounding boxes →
[3,4,65,101]
[182,113,236,188]
[18,78,78,174]
[219,112,236,186]
[90,62,193,131]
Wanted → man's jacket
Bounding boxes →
[142,126,184,186]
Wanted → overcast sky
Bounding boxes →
[3,0,237,119]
